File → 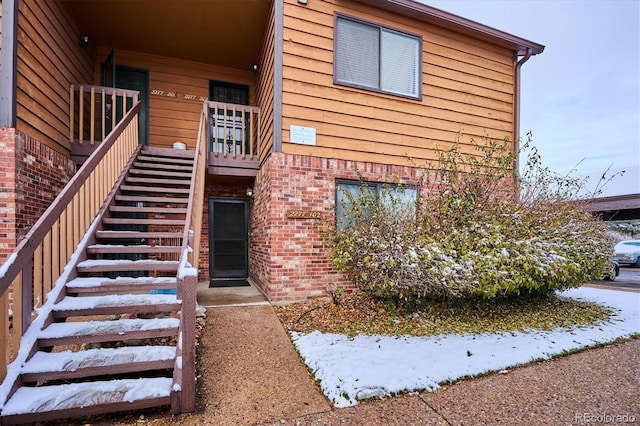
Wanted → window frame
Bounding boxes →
[333,13,423,100]
[335,179,418,229]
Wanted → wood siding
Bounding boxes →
[281,0,516,166]
[95,48,257,149]
[16,0,93,153]
[255,0,276,162]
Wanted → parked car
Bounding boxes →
[614,240,640,267]
[603,260,620,281]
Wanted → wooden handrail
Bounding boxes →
[171,103,207,413]
[0,95,140,383]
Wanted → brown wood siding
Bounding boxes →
[255,0,276,162]
[96,48,256,149]
[16,0,93,153]
[281,0,516,165]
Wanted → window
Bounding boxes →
[334,15,421,98]
[336,180,418,229]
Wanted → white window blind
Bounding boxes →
[335,16,420,98]
[381,29,420,98]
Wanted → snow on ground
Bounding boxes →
[292,287,640,408]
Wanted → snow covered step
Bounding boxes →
[21,346,176,382]
[0,377,172,424]
[37,317,179,348]
[87,244,182,255]
[76,258,179,273]
[52,294,181,318]
[65,276,178,294]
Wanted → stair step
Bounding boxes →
[52,294,180,318]
[142,145,195,158]
[76,259,179,273]
[129,168,192,179]
[110,205,188,214]
[133,161,193,172]
[95,230,183,239]
[102,217,185,226]
[65,276,178,294]
[115,194,189,204]
[137,154,194,165]
[37,317,179,348]
[87,244,182,254]
[125,176,191,186]
[0,377,172,424]
[120,184,190,194]
[21,345,176,382]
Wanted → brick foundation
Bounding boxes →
[249,152,426,302]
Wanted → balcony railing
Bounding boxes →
[207,101,260,176]
[70,84,140,164]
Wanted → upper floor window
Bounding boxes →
[334,15,421,99]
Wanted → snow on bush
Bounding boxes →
[325,134,616,302]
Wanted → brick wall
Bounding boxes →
[0,128,18,265]
[258,152,426,302]
[0,129,75,313]
[249,158,272,295]
[15,132,75,237]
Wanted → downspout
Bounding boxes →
[513,47,533,185]
[0,0,19,127]
[273,0,284,153]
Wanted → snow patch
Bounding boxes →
[292,287,640,408]
[38,318,179,339]
[1,377,172,415]
[53,294,179,311]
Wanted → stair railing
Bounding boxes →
[171,103,207,413]
[0,88,140,384]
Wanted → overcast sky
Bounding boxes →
[425,0,640,197]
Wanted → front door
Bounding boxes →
[209,198,249,286]
[115,66,149,145]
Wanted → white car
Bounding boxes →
[614,240,640,267]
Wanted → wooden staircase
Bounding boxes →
[0,146,197,425]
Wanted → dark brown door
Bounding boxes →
[209,198,249,283]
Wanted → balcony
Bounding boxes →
[206,102,261,177]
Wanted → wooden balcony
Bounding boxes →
[206,102,261,177]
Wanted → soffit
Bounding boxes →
[62,0,271,70]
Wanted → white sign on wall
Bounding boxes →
[290,125,316,146]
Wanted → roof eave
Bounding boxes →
[361,0,545,56]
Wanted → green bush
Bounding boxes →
[325,134,615,303]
